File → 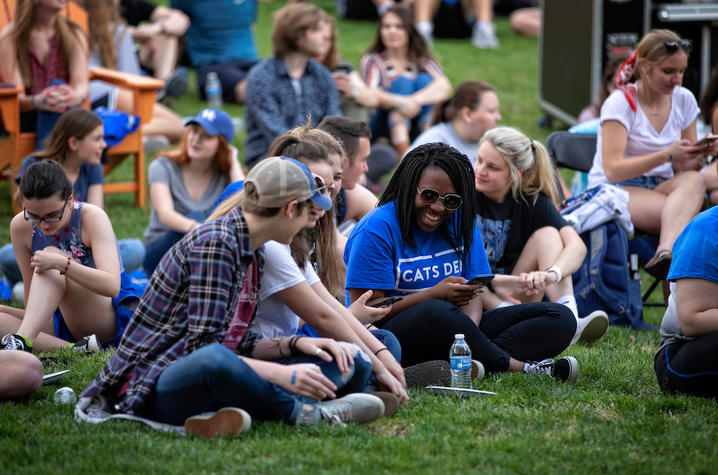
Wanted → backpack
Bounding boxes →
[571,220,653,329]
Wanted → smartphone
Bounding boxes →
[334,63,353,74]
[42,369,70,385]
[695,135,718,147]
[467,274,495,287]
[370,296,403,308]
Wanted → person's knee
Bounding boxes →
[0,351,43,399]
[676,170,707,193]
[527,226,562,251]
[191,343,241,378]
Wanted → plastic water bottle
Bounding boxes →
[205,72,223,109]
[449,333,472,389]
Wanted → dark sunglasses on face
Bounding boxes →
[23,199,69,224]
[312,175,328,194]
[416,187,463,210]
[664,39,692,54]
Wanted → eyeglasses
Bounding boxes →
[23,200,68,224]
[416,187,462,210]
[664,39,692,54]
[312,175,328,195]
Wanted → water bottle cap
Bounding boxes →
[455,333,464,339]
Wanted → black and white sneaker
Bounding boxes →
[72,334,101,353]
[524,357,579,383]
[1,333,32,352]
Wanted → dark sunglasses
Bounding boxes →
[23,200,69,224]
[664,39,692,54]
[416,187,462,210]
[312,175,328,194]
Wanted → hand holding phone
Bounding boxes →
[369,296,403,308]
[467,274,495,287]
[695,135,718,148]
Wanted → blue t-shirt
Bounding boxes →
[667,206,718,284]
[16,157,104,203]
[170,0,259,68]
[344,201,491,298]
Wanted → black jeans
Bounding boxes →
[379,299,576,372]
[654,331,718,399]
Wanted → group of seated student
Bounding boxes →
[4,0,718,438]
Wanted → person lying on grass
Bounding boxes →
[77,157,387,439]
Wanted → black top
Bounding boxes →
[475,191,566,275]
[120,0,157,26]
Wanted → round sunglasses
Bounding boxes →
[416,187,462,210]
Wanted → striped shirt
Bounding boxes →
[359,52,445,92]
[81,206,264,415]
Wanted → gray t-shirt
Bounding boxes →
[407,122,479,164]
[144,156,230,244]
[657,282,693,353]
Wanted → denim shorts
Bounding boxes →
[615,175,668,190]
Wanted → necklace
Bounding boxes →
[645,110,661,117]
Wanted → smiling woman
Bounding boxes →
[344,142,579,385]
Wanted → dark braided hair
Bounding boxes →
[378,143,476,263]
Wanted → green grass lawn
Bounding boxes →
[2,1,717,473]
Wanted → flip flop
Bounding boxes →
[644,248,672,280]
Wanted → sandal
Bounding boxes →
[644,248,672,280]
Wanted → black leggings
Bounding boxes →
[379,299,576,372]
[654,331,718,399]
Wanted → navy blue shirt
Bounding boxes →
[244,57,341,168]
[17,157,104,203]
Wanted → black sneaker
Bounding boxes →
[404,360,450,388]
[1,333,32,352]
[524,357,579,383]
[72,334,101,353]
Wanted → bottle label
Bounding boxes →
[450,356,471,371]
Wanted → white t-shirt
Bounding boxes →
[251,240,320,338]
[588,84,699,187]
[408,122,479,164]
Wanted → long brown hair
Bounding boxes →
[267,123,346,300]
[365,3,433,64]
[272,3,330,58]
[431,80,495,126]
[32,109,103,164]
[84,0,126,69]
[163,124,233,178]
[13,0,85,87]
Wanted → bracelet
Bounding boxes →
[668,154,673,162]
[289,335,305,355]
[375,347,390,356]
[60,256,71,275]
[544,265,562,284]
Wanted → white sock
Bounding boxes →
[416,21,433,38]
[497,300,514,308]
[556,294,579,319]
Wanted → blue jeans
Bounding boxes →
[615,175,667,190]
[277,342,373,401]
[143,210,207,276]
[370,73,435,143]
[148,344,301,425]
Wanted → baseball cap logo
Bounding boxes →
[201,109,216,122]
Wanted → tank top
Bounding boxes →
[31,201,96,268]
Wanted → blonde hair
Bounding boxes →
[635,29,686,81]
[480,127,559,205]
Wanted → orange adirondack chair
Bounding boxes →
[0,0,164,211]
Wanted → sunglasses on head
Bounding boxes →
[664,39,692,53]
[416,187,462,210]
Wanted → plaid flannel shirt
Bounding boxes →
[81,207,264,415]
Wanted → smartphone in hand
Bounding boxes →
[369,296,403,308]
[695,135,718,148]
[467,274,495,287]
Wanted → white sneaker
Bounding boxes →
[72,334,101,353]
[472,21,498,49]
[316,393,385,426]
[572,310,609,345]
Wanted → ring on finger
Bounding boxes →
[315,348,322,356]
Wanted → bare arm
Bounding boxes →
[410,74,451,107]
[343,184,378,223]
[601,120,699,183]
[86,184,104,209]
[149,182,201,233]
[675,278,718,337]
[228,146,246,183]
[553,225,587,276]
[149,6,190,36]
